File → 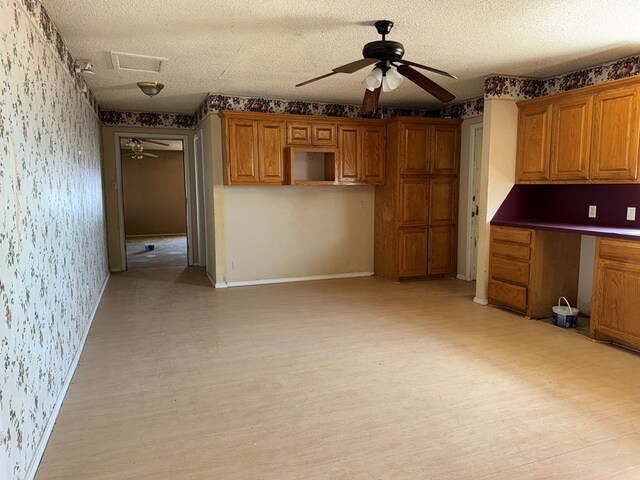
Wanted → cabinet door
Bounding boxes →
[337,125,361,182]
[431,124,460,174]
[428,226,456,275]
[312,123,337,146]
[590,86,640,181]
[516,103,552,182]
[362,125,385,184]
[399,178,428,226]
[550,95,593,181]
[257,121,285,184]
[228,119,259,183]
[400,123,430,174]
[591,239,640,349]
[287,122,311,145]
[429,177,457,225]
[399,228,428,277]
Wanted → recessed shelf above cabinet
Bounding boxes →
[289,147,337,185]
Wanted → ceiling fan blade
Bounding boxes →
[397,59,458,80]
[122,153,134,157]
[397,65,455,103]
[361,87,381,115]
[141,153,158,158]
[332,57,378,74]
[141,139,170,146]
[296,71,339,88]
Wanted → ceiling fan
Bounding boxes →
[122,138,171,160]
[296,20,457,114]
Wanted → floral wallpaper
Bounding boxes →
[484,54,640,100]
[0,1,108,479]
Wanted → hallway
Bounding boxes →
[36,269,640,479]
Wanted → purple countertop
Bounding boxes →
[491,184,640,240]
[491,220,640,240]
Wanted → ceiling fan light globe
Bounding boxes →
[362,67,383,90]
[382,67,404,92]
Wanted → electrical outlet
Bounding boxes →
[588,205,597,218]
[627,207,636,221]
[360,200,365,210]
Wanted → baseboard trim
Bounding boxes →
[456,274,470,281]
[226,271,374,288]
[214,283,228,289]
[24,272,110,480]
[473,296,489,306]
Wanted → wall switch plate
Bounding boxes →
[627,207,636,221]
[588,205,597,218]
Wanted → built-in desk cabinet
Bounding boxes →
[516,76,640,184]
[592,238,640,351]
[488,225,581,318]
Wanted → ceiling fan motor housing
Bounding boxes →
[362,40,405,62]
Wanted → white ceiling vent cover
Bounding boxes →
[110,51,168,73]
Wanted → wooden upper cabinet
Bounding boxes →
[429,177,457,225]
[286,122,311,145]
[431,125,460,174]
[399,228,428,277]
[227,118,259,184]
[590,86,640,181]
[399,178,428,226]
[361,125,385,184]
[287,122,336,147]
[428,226,456,275]
[312,123,337,146]
[337,125,361,183]
[550,95,593,180]
[257,121,286,184]
[516,103,552,182]
[400,123,430,175]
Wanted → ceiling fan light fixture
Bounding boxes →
[362,67,383,91]
[137,81,164,97]
[382,67,404,92]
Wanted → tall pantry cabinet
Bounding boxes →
[374,117,462,281]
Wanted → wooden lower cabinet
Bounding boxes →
[427,226,456,275]
[488,226,580,318]
[399,229,428,277]
[591,238,640,350]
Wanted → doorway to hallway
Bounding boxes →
[120,137,188,268]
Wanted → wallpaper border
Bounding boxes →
[484,54,640,100]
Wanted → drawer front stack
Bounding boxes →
[488,226,533,313]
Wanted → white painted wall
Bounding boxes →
[458,116,484,280]
[200,114,375,286]
[475,99,519,303]
[224,186,374,282]
[577,235,596,314]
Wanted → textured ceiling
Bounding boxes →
[42,0,640,114]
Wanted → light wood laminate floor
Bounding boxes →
[36,268,640,479]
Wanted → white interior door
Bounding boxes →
[470,127,483,280]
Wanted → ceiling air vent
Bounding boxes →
[110,51,168,73]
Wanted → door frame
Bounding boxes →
[114,132,193,269]
[193,131,207,267]
[465,123,483,281]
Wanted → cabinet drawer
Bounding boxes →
[597,238,640,264]
[489,279,527,312]
[491,241,531,261]
[287,123,311,145]
[491,256,530,286]
[492,226,532,245]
